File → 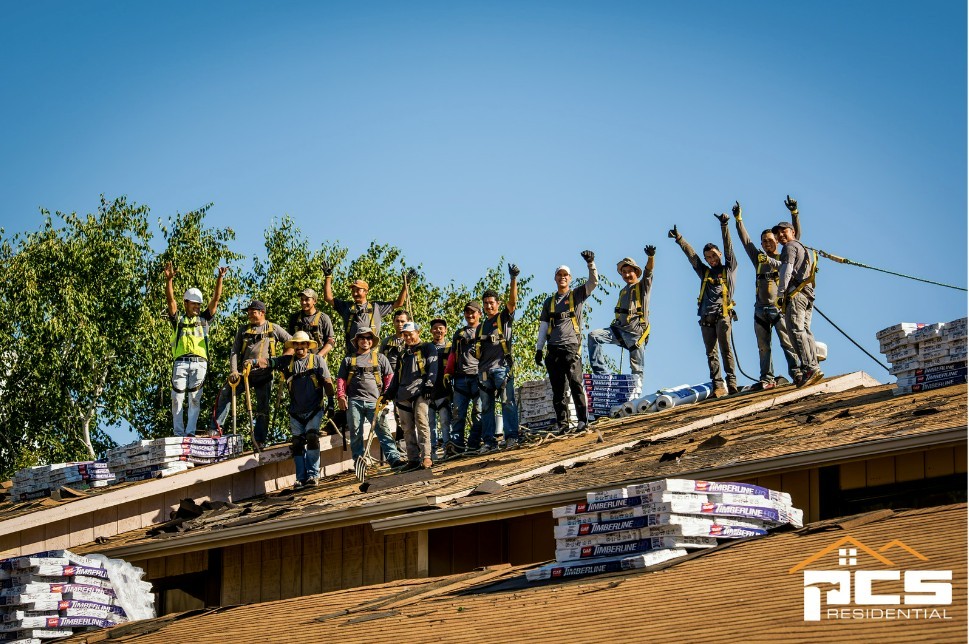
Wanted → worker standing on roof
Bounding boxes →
[322,261,412,354]
[773,198,824,388]
[384,322,438,471]
[215,301,292,449]
[288,288,336,358]
[587,247,656,399]
[733,198,802,390]
[427,317,452,455]
[535,252,598,434]
[163,262,227,437]
[444,301,484,456]
[251,331,334,488]
[377,309,411,460]
[670,213,740,398]
[476,264,521,452]
[336,328,398,468]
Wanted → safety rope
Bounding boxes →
[807,246,967,292]
[729,325,758,382]
[814,304,890,372]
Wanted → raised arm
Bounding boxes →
[732,202,760,266]
[322,260,335,306]
[507,263,519,314]
[579,250,598,295]
[718,213,738,272]
[163,262,178,317]
[393,268,418,309]
[785,195,801,240]
[207,266,227,317]
[669,225,705,278]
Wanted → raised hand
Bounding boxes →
[732,201,741,219]
[321,260,333,277]
[163,262,175,280]
[715,212,729,225]
[508,263,520,277]
[217,266,228,278]
[667,225,679,240]
[784,195,798,213]
[580,250,595,263]
[406,267,419,282]
[644,245,656,257]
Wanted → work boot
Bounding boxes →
[478,444,493,455]
[727,384,740,395]
[749,381,776,392]
[576,421,588,433]
[800,369,824,388]
[303,477,319,488]
[792,373,804,388]
[504,438,518,449]
[398,461,421,473]
[712,385,728,398]
[421,457,433,470]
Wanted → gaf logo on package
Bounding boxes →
[790,535,952,621]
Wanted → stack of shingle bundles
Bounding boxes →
[0,549,154,642]
[518,380,576,432]
[9,462,115,503]
[125,435,242,482]
[879,318,968,396]
[583,373,637,420]
[526,478,800,582]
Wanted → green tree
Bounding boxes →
[0,196,155,476]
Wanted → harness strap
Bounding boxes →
[787,247,819,299]
[474,315,509,358]
[348,349,382,392]
[545,291,580,345]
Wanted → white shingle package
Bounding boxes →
[0,549,154,641]
[527,478,801,582]
[878,318,968,395]
[517,380,577,432]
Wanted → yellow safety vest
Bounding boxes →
[172,314,209,360]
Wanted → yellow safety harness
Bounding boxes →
[755,254,780,286]
[697,269,735,320]
[545,291,582,346]
[240,322,279,360]
[172,314,209,360]
[474,314,510,358]
[296,310,326,350]
[283,353,325,394]
[613,282,650,347]
[348,349,382,392]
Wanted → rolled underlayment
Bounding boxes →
[654,382,714,410]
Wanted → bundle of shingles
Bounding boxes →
[878,317,968,396]
[111,434,243,483]
[584,373,637,420]
[518,380,577,432]
[0,549,153,643]
[525,478,802,581]
[10,463,115,503]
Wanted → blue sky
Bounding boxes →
[1,2,966,416]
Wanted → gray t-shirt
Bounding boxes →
[779,239,815,300]
[333,299,394,352]
[676,225,738,318]
[338,350,393,403]
[477,310,514,373]
[450,325,480,376]
[267,354,331,416]
[380,335,407,372]
[288,309,335,353]
[391,343,438,403]
[230,322,292,372]
[541,287,591,347]
[612,269,653,335]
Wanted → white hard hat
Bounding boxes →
[183,288,204,304]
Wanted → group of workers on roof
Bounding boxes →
[163,195,822,488]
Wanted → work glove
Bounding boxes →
[421,382,436,401]
[321,260,333,277]
[405,267,419,282]
[535,348,543,367]
[732,201,742,220]
[508,263,520,277]
[443,373,453,393]
[757,252,769,264]
[784,195,798,214]
[667,225,679,240]
[715,212,729,225]
[776,295,787,309]
[229,371,240,385]
[580,250,595,263]
[644,245,656,257]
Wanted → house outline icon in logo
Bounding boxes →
[788,535,929,574]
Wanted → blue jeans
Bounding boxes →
[450,375,482,448]
[290,409,322,481]
[348,398,402,464]
[588,327,645,396]
[428,397,451,449]
[479,367,518,446]
[171,357,207,436]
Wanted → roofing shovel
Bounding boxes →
[355,397,387,483]
[242,363,261,453]
[229,376,239,435]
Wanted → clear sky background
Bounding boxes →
[1,2,966,437]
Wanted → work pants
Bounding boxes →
[544,344,589,428]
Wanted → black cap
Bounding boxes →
[246,300,266,312]
[429,318,448,328]
[771,221,794,236]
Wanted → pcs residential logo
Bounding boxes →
[789,535,953,621]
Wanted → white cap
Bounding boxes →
[401,321,420,333]
[183,288,204,304]
[555,265,571,276]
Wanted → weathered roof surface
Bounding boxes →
[61,503,967,643]
[77,374,966,556]
[80,374,965,557]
